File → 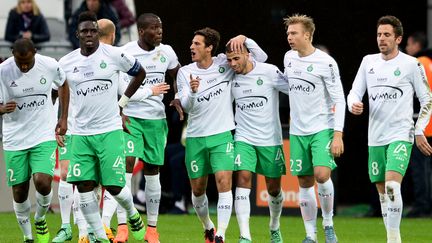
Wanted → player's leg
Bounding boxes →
[185,136,215,242]
[257,144,286,243]
[5,149,33,242]
[368,145,388,231]
[385,141,412,243]
[209,132,235,243]
[233,141,257,242]
[311,129,338,243]
[99,130,145,241]
[140,119,168,243]
[290,134,317,242]
[53,136,74,242]
[30,141,57,243]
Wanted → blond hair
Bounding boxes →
[283,14,315,41]
[16,0,40,16]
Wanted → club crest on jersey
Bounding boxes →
[307,64,313,72]
[256,77,263,85]
[394,67,401,76]
[10,80,17,87]
[160,56,166,63]
[218,66,225,73]
[100,60,107,69]
[39,77,47,84]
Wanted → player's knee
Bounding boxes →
[76,181,97,193]
[235,172,252,188]
[143,163,159,175]
[105,186,122,196]
[267,186,281,197]
[314,171,330,184]
[216,176,232,191]
[34,180,52,195]
[385,181,401,202]
[192,187,206,197]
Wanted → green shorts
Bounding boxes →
[4,140,57,186]
[124,117,168,165]
[185,131,235,179]
[234,141,286,178]
[67,130,126,187]
[289,129,337,176]
[58,135,72,161]
[368,141,412,183]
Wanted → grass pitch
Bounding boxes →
[0,213,431,242]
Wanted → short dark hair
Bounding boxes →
[137,13,160,29]
[12,38,36,55]
[409,31,428,49]
[225,43,248,54]
[377,15,403,38]
[194,27,220,56]
[78,11,98,26]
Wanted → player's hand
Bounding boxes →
[170,99,184,121]
[331,131,344,158]
[56,117,67,136]
[56,134,66,147]
[415,134,432,156]
[190,74,200,93]
[227,35,247,53]
[351,102,364,115]
[151,83,170,96]
[121,111,131,134]
[0,101,17,114]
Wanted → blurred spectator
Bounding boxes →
[5,0,50,44]
[68,0,121,49]
[405,31,432,217]
[108,0,135,29]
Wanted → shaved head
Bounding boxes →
[97,18,116,45]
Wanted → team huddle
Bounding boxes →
[0,10,430,243]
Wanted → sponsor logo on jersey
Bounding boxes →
[377,77,387,82]
[196,81,229,102]
[307,64,313,72]
[16,94,48,111]
[293,70,302,76]
[10,80,17,87]
[329,64,336,83]
[76,79,112,96]
[235,96,268,111]
[417,62,428,84]
[242,89,252,94]
[142,76,164,86]
[84,71,94,78]
[146,65,156,70]
[369,85,403,102]
[289,78,316,94]
[207,78,217,84]
[22,87,34,93]
[393,67,401,76]
[368,68,375,74]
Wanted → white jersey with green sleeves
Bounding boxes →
[232,61,289,146]
[284,48,346,135]
[177,38,268,137]
[0,54,66,150]
[59,43,138,135]
[347,52,432,146]
[120,42,179,119]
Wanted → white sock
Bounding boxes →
[386,181,402,237]
[58,180,74,225]
[192,193,214,230]
[73,190,87,237]
[379,193,388,230]
[235,187,251,240]
[318,179,335,227]
[145,174,161,227]
[216,190,233,239]
[174,197,186,211]
[13,198,32,239]
[102,190,117,228]
[268,190,284,231]
[137,189,146,203]
[116,173,133,225]
[299,186,318,240]
[112,186,138,217]
[35,190,53,220]
[80,191,107,239]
